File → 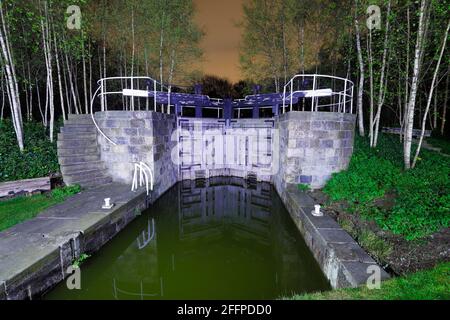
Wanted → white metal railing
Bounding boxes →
[282,74,354,114]
[131,161,154,196]
[112,278,163,299]
[136,218,156,250]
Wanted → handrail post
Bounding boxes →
[168,86,171,115]
[343,79,347,113]
[290,81,293,112]
[131,77,135,111]
[100,79,105,112]
[350,85,354,114]
[154,80,157,112]
[312,75,317,111]
[282,85,286,114]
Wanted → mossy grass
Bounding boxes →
[0,185,81,232]
[284,262,450,300]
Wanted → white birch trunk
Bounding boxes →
[440,64,449,135]
[355,17,365,136]
[412,20,449,168]
[53,28,66,121]
[404,0,428,169]
[0,2,24,151]
[372,0,391,147]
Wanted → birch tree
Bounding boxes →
[412,20,449,167]
[403,0,428,170]
[0,1,24,151]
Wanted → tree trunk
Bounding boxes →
[368,29,374,146]
[372,0,391,147]
[404,0,428,170]
[412,20,449,168]
[440,64,449,135]
[0,2,24,151]
[355,17,365,136]
[53,27,66,121]
[81,31,88,114]
[41,1,54,142]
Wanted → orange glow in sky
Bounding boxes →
[193,0,245,83]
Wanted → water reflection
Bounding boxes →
[45,178,330,300]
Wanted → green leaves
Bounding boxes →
[323,134,450,241]
[0,120,60,182]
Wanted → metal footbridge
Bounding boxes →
[93,74,354,126]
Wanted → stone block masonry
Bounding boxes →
[95,111,178,199]
[94,111,355,191]
[275,111,356,190]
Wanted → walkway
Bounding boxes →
[0,183,148,300]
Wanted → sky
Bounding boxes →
[193,0,246,83]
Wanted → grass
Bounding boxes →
[321,134,450,240]
[285,262,450,300]
[0,185,81,232]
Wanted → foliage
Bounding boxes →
[357,229,392,262]
[323,134,450,240]
[284,262,450,300]
[51,184,81,200]
[72,253,91,269]
[297,183,310,192]
[0,185,81,232]
[0,120,60,182]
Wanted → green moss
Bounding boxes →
[0,185,81,232]
[284,262,450,300]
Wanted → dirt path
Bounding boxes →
[416,139,450,158]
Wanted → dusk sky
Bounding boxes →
[193,0,246,83]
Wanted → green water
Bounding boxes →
[45,178,330,300]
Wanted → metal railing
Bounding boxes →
[131,161,154,196]
[136,218,156,250]
[282,74,354,114]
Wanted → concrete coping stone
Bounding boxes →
[280,184,390,288]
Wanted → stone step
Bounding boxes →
[67,113,93,120]
[57,146,99,157]
[60,125,96,134]
[58,154,101,165]
[65,175,113,188]
[57,138,97,149]
[60,161,106,175]
[63,169,110,185]
[64,118,95,126]
[57,132,97,141]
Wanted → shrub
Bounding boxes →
[0,120,61,182]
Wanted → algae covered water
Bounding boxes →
[45,178,330,300]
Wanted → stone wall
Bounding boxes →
[275,111,356,190]
[94,111,355,195]
[95,111,177,199]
